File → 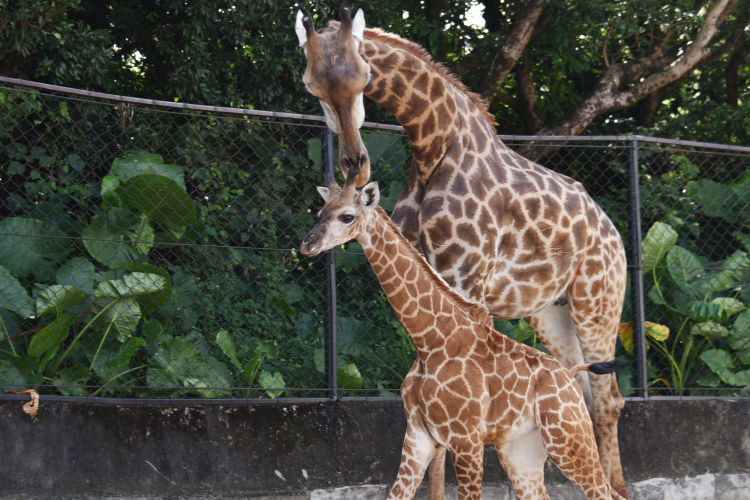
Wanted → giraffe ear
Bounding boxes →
[352,9,366,43]
[317,186,330,202]
[295,11,309,47]
[360,182,379,210]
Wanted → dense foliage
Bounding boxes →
[2,1,748,140]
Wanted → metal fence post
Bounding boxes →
[322,128,338,399]
[627,138,648,398]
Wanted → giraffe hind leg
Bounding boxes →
[495,429,550,500]
[526,302,594,413]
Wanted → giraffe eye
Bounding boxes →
[339,213,355,224]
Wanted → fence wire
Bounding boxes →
[1,78,749,399]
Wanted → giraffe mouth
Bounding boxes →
[300,233,322,257]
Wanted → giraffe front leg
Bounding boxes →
[388,422,439,500]
[448,437,485,500]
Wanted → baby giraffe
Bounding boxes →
[300,176,626,500]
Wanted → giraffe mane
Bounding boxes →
[327,20,498,129]
[374,206,495,329]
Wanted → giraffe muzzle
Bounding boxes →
[300,232,322,257]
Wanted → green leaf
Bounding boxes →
[686,179,739,220]
[93,336,146,380]
[642,221,677,269]
[118,174,197,239]
[666,245,703,294]
[82,209,142,267]
[338,362,363,389]
[101,151,185,205]
[0,361,28,390]
[685,300,726,321]
[99,298,141,342]
[28,313,75,372]
[690,321,729,339]
[150,335,231,397]
[701,251,750,293]
[730,309,750,351]
[56,257,95,295]
[0,264,34,317]
[132,213,154,255]
[216,330,242,371]
[36,285,88,316]
[95,272,169,300]
[711,297,745,318]
[258,370,285,398]
[700,349,750,387]
[0,217,72,281]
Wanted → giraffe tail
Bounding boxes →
[570,359,628,376]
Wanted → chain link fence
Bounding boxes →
[1,77,749,399]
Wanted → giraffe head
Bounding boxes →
[300,176,380,257]
[295,6,372,187]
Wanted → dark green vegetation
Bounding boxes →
[1,1,748,396]
[2,1,748,143]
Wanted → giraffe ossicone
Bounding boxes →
[301,178,626,500]
[295,7,629,498]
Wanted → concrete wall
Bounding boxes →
[1,395,749,498]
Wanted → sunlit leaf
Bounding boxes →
[642,221,677,269]
[690,321,729,339]
[36,285,88,316]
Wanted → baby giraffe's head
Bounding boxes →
[300,180,380,257]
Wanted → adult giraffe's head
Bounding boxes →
[295,6,372,187]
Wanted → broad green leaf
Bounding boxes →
[95,272,168,300]
[98,298,141,342]
[700,349,735,383]
[216,330,242,371]
[690,321,729,339]
[711,297,745,318]
[101,151,185,205]
[338,362,363,389]
[36,285,88,316]
[700,251,750,294]
[733,308,750,335]
[642,221,677,269]
[729,309,750,351]
[56,257,95,295]
[93,336,146,380]
[28,313,75,371]
[132,213,154,255]
[666,245,703,294]
[0,217,72,281]
[111,265,172,313]
[685,300,726,321]
[686,179,738,220]
[700,349,750,387]
[150,335,231,397]
[0,362,27,389]
[82,210,142,267]
[0,264,34,317]
[118,174,197,239]
[258,370,285,398]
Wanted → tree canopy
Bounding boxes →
[2,0,748,145]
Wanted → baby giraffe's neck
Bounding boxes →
[357,206,494,356]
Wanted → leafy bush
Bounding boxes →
[638,220,750,394]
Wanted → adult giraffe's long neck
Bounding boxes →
[358,206,493,356]
[360,30,498,182]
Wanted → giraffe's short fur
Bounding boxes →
[295,8,629,498]
[301,179,626,500]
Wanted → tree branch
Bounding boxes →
[520,0,738,160]
[479,0,548,102]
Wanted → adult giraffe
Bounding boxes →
[295,7,629,498]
